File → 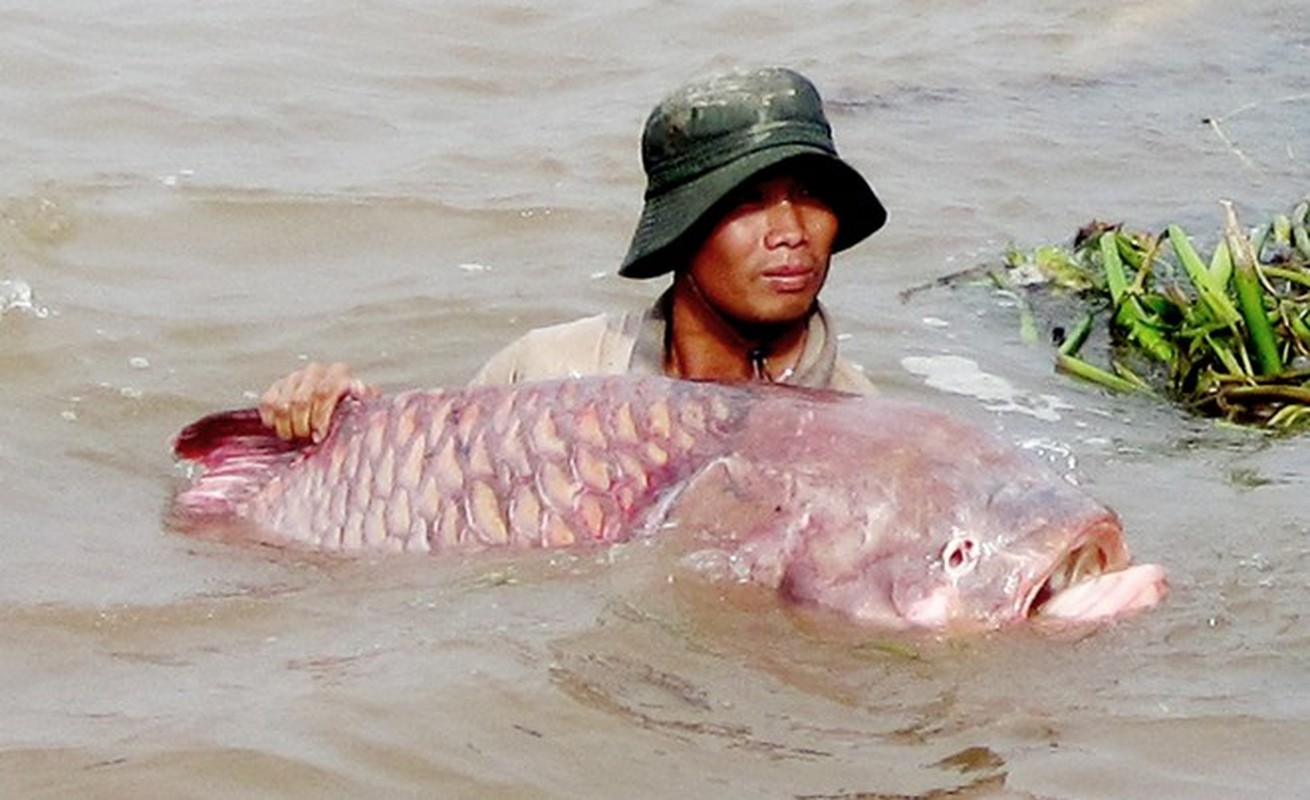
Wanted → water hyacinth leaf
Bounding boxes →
[1034,244,1096,290]
[1223,200,1282,376]
[1209,240,1232,288]
[1268,403,1310,429]
[974,197,1310,429]
[1097,232,1177,363]
[1251,222,1271,263]
[1139,293,1181,319]
[1099,231,1129,306]
[1110,359,1153,391]
[1262,266,1310,288]
[1055,352,1145,394]
[1058,312,1095,357]
[1113,296,1177,364]
[1292,202,1310,260]
[1284,304,1310,349]
[1272,214,1292,247]
[1203,332,1248,378]
[1168,225,1241,327]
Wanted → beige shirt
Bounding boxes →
[469,295,875,394]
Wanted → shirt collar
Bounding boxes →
[628,289,838,388]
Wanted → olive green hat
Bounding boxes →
[619,67,887,279]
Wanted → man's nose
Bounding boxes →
[764,199,806,247]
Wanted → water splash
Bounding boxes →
[0,278,51,319]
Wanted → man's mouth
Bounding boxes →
[761,265,815,292]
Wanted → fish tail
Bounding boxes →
[170,408,304,519]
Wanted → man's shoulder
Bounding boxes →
[468,311,639,386]
[518,312,622,342]
[830,356,878,394]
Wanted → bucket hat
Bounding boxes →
[619,67,886,279]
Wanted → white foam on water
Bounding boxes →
[900,354,1071,422]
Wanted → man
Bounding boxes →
[260,67,887,442]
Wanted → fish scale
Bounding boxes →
[174,376,742,552]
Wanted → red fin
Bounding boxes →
[170,408,309,521]
[172,408,300,466]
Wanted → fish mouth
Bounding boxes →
[1020,511,1146,620]
[1025,539,1117,618]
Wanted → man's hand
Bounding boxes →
[258,361,377,441]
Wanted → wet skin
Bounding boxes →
[666,171,839,382]
[685,172,838,327]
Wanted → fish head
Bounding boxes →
[729,392,1167,631]
[773,465,1166,632]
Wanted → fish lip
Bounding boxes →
[1022,517,1128,619]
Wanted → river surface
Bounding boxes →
[2,2,1308,797]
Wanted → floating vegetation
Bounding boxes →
[972,198,1310,430]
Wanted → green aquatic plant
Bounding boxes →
[991,197,1310,431]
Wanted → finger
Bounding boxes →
[284,363,332,439]
[274,413,294,441]
[260,363,321,439]
[258,401,276,430]
[310,394,339,442]
[306,364,351,440]
[258,376,290,430]
[258,362,360,441]
[291,401,314,440]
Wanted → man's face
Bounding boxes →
[686,171,839,328]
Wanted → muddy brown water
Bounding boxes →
[2,2,1308,797]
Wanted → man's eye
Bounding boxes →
[788,180,823,201]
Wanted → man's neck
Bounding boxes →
[663,278,810,382]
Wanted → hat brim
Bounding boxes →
[619,147,887,279]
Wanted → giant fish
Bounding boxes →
[170,375,1166,630]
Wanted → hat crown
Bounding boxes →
[641,68,836,196]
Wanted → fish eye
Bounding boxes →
[942,536,980,578]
